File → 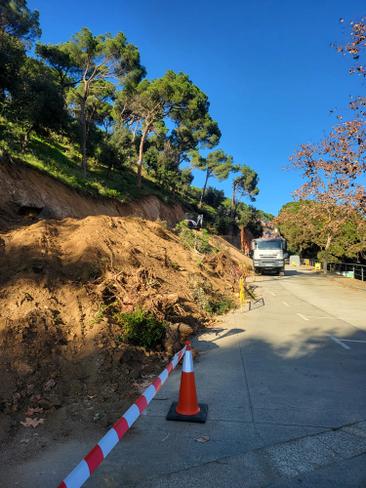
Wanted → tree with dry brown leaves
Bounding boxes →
[336,17,366,78]
[290,119,366,272]
[287,18,366,272]
[336,18,366,118]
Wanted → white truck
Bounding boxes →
[251,237,287,275]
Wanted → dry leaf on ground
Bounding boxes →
[20,417,45,428]
[25,407,44,417]
[43,379,56,391]
[195,435,210,443]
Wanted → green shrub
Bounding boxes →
[190,281,210,311]
[206,296,234,315]
[317,250,339,264]
[190,277,234,315]
[175,221,214,254]
[114,308,166,349]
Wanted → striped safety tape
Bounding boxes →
[58,346,186,488]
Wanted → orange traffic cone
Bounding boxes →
[166,341,208,423]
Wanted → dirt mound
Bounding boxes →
[0,216,249,458]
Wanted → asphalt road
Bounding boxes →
[6,269,366,487]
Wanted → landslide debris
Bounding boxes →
[0,215,250,453]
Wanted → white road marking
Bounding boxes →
[270,292,276,296]
[341,339,366,344]
[282,301,290,307]
[297,313,309,321]
[330,336,351,350]
[300,316,333,320]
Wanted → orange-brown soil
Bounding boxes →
[0,215,250,463]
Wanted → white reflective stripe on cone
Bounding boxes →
[182,350,193,373]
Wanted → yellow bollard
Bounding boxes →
[315,262,322,271]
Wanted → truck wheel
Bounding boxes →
[254,268,261,275]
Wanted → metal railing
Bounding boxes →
[327,262,366,282]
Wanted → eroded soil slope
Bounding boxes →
[0,215,249,463]
[0,158,185,231]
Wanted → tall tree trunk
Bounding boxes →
[240,226,245,253]
[199,168,210,207]
[229,183,238,237]
[231,183,237,209]
[137,126,149,189]
[323,235,332,274]
[21,125,33,152]
[80,100,88,177]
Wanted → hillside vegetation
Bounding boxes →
[0,0,273,238]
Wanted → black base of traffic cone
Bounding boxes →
[166,402,208,423]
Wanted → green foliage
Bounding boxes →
[0,31,25,99]
[12,58,68,135]
[255,208,275,222]
[190,149,233,205]
[236,203,254,228]
[206,198,233,234]
[0,128,173,204]
[206,296,234,315]
[93,304,109,324]
[276,201,316,255]
[144,142,193,195]
[0,1,266,242]
[190,278,234,315]
[203,198,263,237]
[317,250,339,265]
[115,70,221,186]
[37,27,145,174]
[232,164,259,204]
[109,126,136,169]
[203,187,225,207]
[113,308,166,350]
[0,0,41,43]
[276,200,366,262]
[175,221,214,254]
[236,203,265,237]
[191,149,232,178]
[120,70,219,140]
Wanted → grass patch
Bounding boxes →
[1,126,177,204]
[190,277,235,315]
[175,221,215,254]
[0,118,220,222]
[113,308,167,350]
[205,296,235,315]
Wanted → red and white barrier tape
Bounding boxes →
[58,346,186,488]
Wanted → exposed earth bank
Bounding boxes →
[0,213,250,468]
[0,158,185,231]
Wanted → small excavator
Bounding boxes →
[184,214,203,230]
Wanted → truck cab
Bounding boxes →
[251,237,287,275]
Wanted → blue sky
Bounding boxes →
[29,0,365,215]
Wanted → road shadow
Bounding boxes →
[1,318,366,487]
[194,327,246,351]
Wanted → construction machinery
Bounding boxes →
[251,236,287,275]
